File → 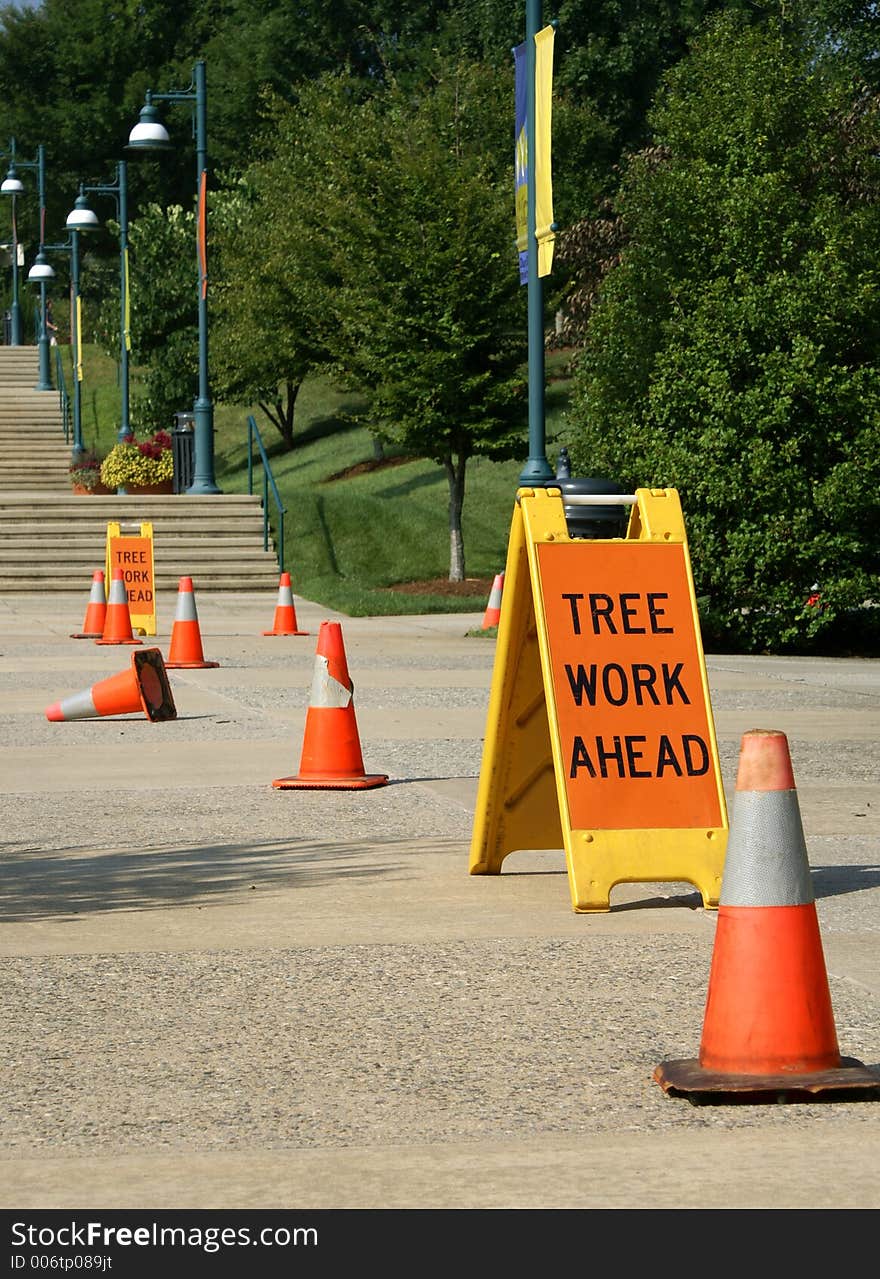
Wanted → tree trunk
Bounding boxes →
[259,379,301,451]
[444,454,467,582]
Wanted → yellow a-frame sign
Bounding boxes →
[469,486,728,912]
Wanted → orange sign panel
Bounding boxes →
[536,541,722,831]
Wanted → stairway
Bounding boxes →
[0,346,70,489]
[0,347,283,592]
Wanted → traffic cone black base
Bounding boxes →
[654,1056,880,1106]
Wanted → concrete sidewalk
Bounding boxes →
[0,588,878,1210]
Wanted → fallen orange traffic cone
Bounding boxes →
[272,620,388,790]
[71,569,107,639]
[263,571,308,636]
[45,647,176,722]
[96,568,142,646]
[654,729,880,1103]
[481,571,504,630]
[165,576,219,669]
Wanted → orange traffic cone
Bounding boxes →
[263,571,308,636]
[71,569,107,639]
[481,571,504,630]
[45,647,176,722]
[165,576,219,669]
[272,620,388,790]
[96,568,142,646]
[654,729,880,1103]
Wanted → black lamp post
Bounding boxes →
[66,162,133,444]
[127,59,220,494]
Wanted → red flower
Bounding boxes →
[135,429,173,460]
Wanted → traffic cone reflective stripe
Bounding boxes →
[45,648,176,722]
[481,571,504,630]
[263,571,308,636]
[654,729,880,1102]
[96,568,141,645]
[71,569,107,639]
[272,620,387,790]
[165,576,219,668]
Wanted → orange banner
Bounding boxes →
[197,169,207,299]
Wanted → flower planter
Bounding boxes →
[124,480,174,495]
[72,482,112,496]
[99,432,175,495]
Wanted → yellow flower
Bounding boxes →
[100,439,173,488]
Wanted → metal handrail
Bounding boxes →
[246,414,286,573]
[54,346,71,444]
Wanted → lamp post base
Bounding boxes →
[188,398,222,494]
[35,337,52,391]
[518,457,555,486]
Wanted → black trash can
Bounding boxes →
[2,310,10,345]
[171,411,195,494]
[553,450,629,540]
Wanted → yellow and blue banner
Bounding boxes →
[75,295,83,382]
[513,25,556,284]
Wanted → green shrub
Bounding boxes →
[566,15,880,654]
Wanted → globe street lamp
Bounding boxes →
[127,59,220,493]
[1,140,51,386]
[29,233,83,461]
[66,162,133,443]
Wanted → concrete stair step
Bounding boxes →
[0,432,69,439]
[0,404,65,411]
[0,571,282,593]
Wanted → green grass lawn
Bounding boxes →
[61,343,576,616]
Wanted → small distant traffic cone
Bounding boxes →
[71,569,106,639]
[654,729,880,1103]
[272,620,388,790]
[263,571,308,636]
[95,568,142,646]
[45,647,176,722]
[164,576,219,669]
[481,571,504,630]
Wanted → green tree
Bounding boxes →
[0,0,200,237]
[96,201,197,429]
[566,13,880,654]
[247,64,528,581]
[209,179,322,447]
